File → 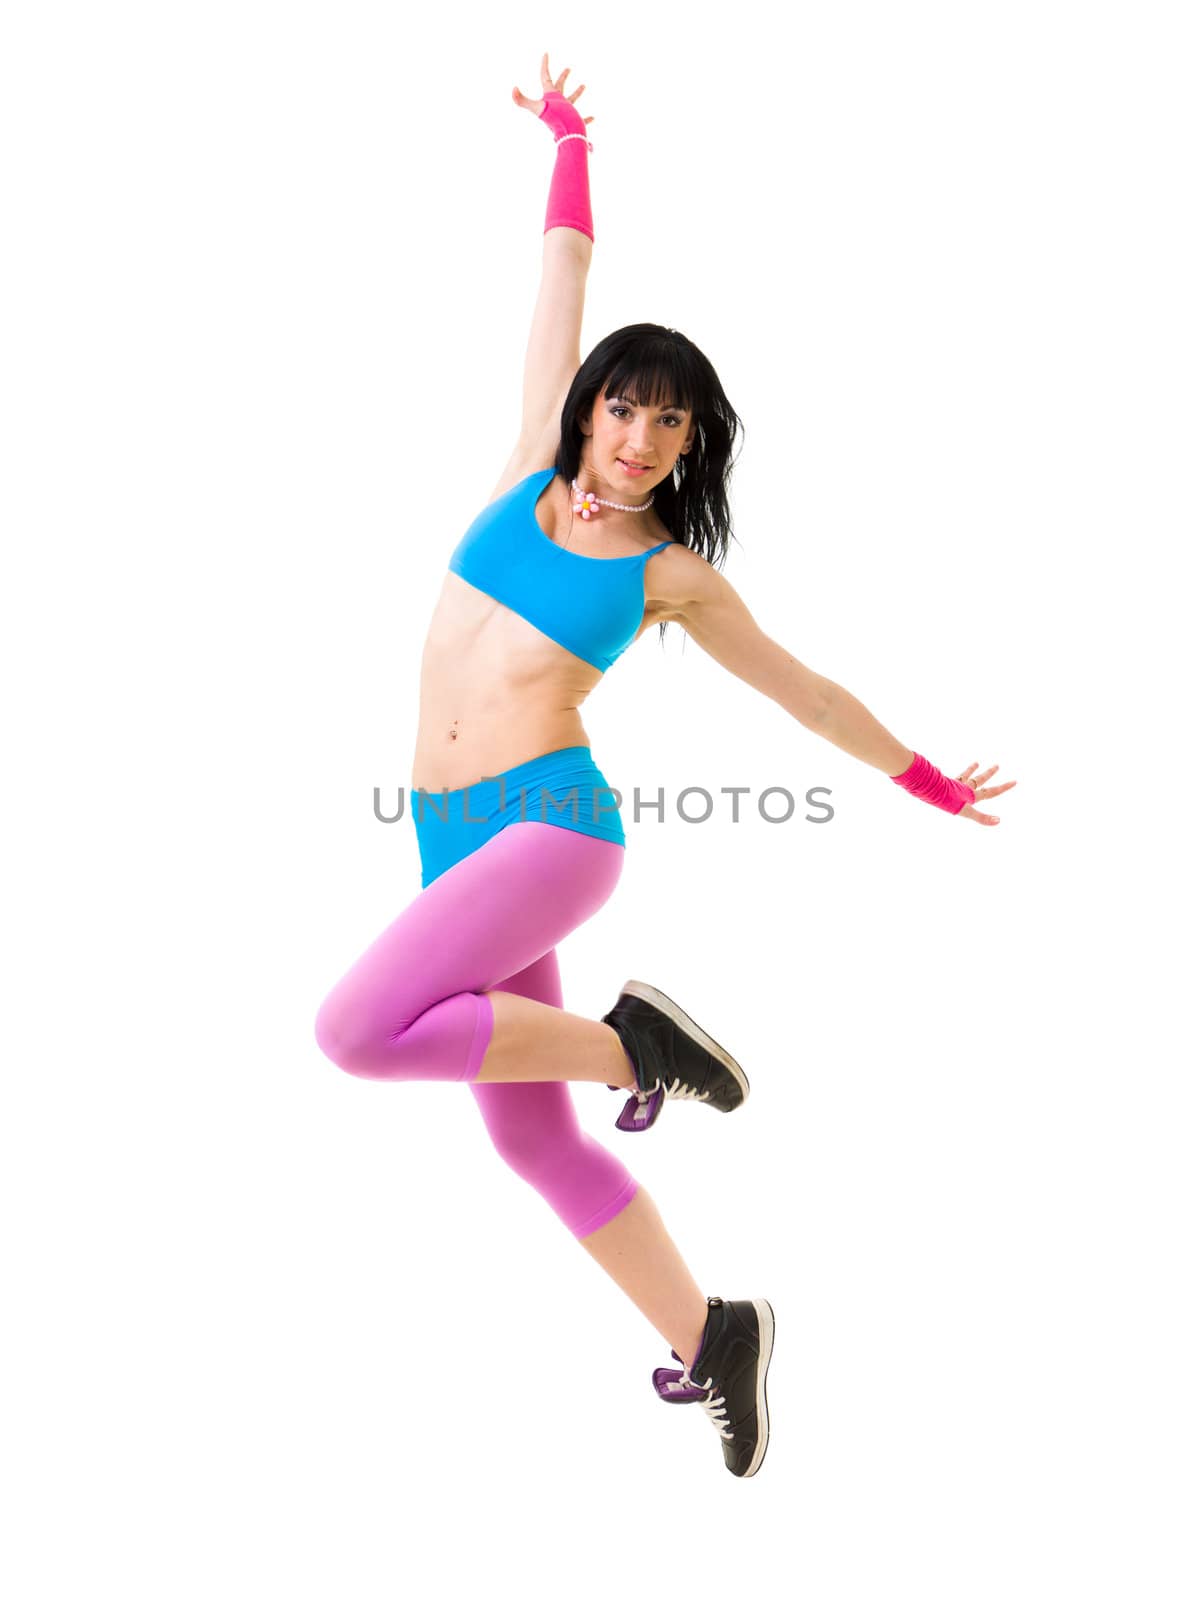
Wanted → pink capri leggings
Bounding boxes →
[313,816,639,1241]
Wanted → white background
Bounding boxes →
[3,2,1196,1596]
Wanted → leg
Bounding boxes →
[472,948,710,1363]
[471,949,638,1237]
[578,1187,710,1367]
[313,822,631,1085]
[474,989,634,1086]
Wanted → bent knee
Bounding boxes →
[313,994,408,1079]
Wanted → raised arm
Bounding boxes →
[489,55,596,499]
[653,546,1017,826]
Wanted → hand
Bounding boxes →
[956,761,1017,827]
[511,51,594,126]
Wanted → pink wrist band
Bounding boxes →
[538,90,594,242]
[890,751,976,814]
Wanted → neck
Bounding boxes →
[576,459,656,509]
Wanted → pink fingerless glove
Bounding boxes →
[538,89,594,242]
[890,752,976,815]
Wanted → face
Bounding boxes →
[579,388,697,498]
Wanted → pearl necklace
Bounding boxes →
[571,476,655,521]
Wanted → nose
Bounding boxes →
[626,419,655,457]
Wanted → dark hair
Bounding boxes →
[554,323,744,649]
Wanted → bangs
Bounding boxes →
[602,345,694,414]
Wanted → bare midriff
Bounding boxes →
[409,471,675,793]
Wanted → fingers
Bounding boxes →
[954,757,1015,823]
[958,760,1015,800]
[540,52,571,93]
[959,803,1001,826]
[517,55,591,120]
[539,52,585,99]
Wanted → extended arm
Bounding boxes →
[657,552,912,773]
[492,58,596,492]
[517,229,590,453]
[655,548,1011,821]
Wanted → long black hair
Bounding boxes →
[554,323,744,647]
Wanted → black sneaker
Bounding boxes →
[601,980,750,1133]
[673,1296,775,1478]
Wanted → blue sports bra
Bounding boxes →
[447,467,673,673]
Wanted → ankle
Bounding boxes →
[680,1313,709,1371]
[603,1023,637,1089]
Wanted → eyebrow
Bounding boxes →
[611,393,687,413]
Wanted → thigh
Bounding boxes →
[485,945,564,1009]
[319,821,623,1038]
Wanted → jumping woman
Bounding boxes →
[313,53,1016,1480]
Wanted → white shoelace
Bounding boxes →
[633,1076,709,1106]
[680,1369,733,1440]
[663,1077,709,1104]
[628,1076,710,1125]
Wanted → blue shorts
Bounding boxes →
[411,744,626,888]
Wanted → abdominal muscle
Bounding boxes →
[410,570,669,792]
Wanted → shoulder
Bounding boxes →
[643,540,726,622]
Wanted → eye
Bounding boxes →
[608,405,683,426]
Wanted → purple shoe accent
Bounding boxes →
[615,1082,665,1132]
[652,1364,708,1403]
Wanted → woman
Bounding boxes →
[313,54,1016,1481]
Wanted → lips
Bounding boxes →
[618,458,652,472]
